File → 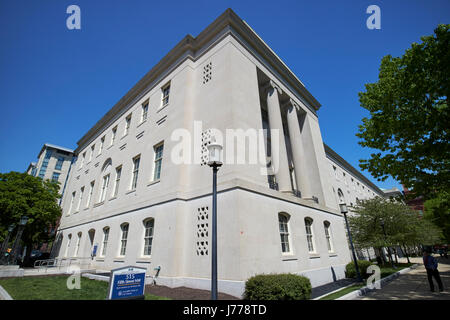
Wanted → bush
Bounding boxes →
[345,260,374,279]
[243,273,311,300]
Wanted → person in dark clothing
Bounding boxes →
[423,250,444,292]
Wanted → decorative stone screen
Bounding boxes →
[196,206,209,256]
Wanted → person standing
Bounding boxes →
[423,250,444,292]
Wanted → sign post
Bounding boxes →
[107,266,147,300]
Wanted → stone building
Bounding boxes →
[53,9,387,297]
[27,143,75,197]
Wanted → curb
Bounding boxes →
[82,273,109,282]
[0,285,13,300]
[312,282,358,300]
[336,264,419,300]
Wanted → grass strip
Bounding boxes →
[0,275,170,300]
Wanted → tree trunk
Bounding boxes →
[402,244,411,264]
[23,243,33,267]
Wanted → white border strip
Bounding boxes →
[0,285,13,300]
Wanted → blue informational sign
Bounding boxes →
[91,245,98,257]
[107,266,147,300]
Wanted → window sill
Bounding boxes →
[328,253,338,257]
[136,257,152,263]
[281,254,298,261]
[137,119,147,128]
[94,201,105,208]
[147,179,160,187]
[121,134,128,140]
[126,189,136,195]
[157,103,169,113]
[109,196,117,201]
[96,258,105,262]
[107,144,114,150]
[309,253,321,259]
[113,258,125,262]
[73,210,79,214]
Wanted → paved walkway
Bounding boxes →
[357,256,450,300]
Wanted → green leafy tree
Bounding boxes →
[357,24,450,199]
[423,190,450,243]
[0,172,62,262]
[348,198,442,264]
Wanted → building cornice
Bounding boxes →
[323,143,384,196]
[75,8,321,153]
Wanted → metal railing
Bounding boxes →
[33,257,92,272]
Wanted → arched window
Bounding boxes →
[74,232,82,257]
[101,227,110,257]
[65,234,72,257]
[119,223,129,256]
[324,221,333,252]
[305,218,314,253]
[337,189,345,204]
[143,219,155,256]
[278,213,291,254]
[99,158,112,203]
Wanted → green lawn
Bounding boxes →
[0,275,170,300]
[318,262,414,300]
[319,283,365,300]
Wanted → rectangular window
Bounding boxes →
[99,174,110,203]
[80,152,86,169]
[86,181,95,208]
[39,149,53,178]
[89,145,95,162]
[76,186,84,212]
[99,136,105,155]
[324,222,333,252]
[141,102,148,122]
[124,114,132,136]
[143,219,154,256]
[153,143,164,181]
[101,228,109,257]
[120,224,129,256]
[279,214,290,254]
[52,172,60,182]
[305,219,314,253]
[111,126,117,146]
[68,191,76,214]
[161,82,170,107]
[55,156,64,170]
[131,155,140,190]
[113,166,122,197]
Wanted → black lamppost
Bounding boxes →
[9,216,29,265]
[380,220,396,269]
[339,202,362,283]
[0,224,15,264]
[207,141,223,300]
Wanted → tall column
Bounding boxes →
[265,80,291,193]
[284,99,312,199]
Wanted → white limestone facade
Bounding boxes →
[53,9,385,298]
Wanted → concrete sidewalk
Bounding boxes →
[357,256,450,300]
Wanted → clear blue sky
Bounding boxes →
[0,0,449,191]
